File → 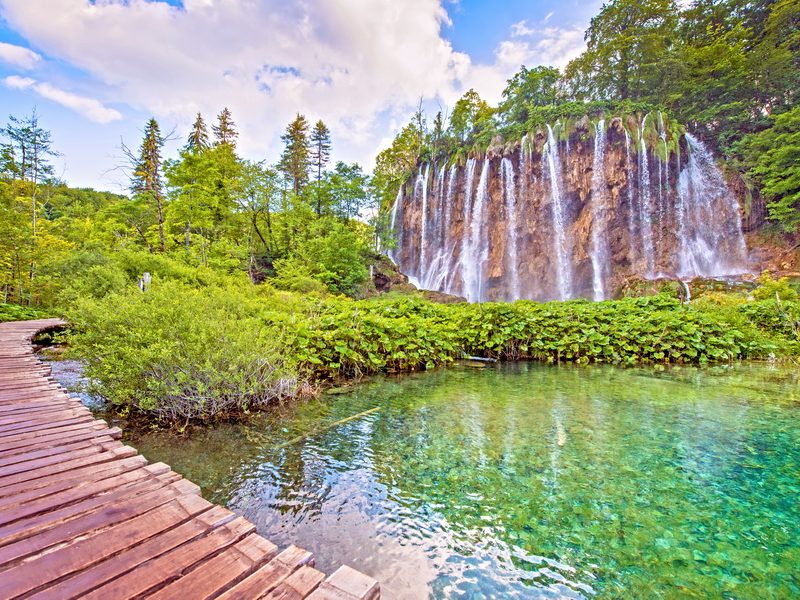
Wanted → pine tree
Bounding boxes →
[309,120,331,215]
[132,118,166,252]
[213,107,238,148]
[279,114,311,196]
[186,112,210,152]
[2,109,57,281]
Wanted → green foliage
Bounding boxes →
[752,272,799,301]
[0,303,49,322]
[69,281,298,423]
[735,106,800,231]
[279,113,311,195]
[68,281,800,425]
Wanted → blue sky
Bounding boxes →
[0,0,600,191]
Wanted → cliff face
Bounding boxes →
[389,115,750,302]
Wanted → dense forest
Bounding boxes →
[0,0,798,424]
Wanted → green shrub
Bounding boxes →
[752,272,799,301]
[0,303,50,322]
[67,284,800,426]
[69,281,299,423]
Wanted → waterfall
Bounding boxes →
[463,159,490,302]
[388,186,403,261]
[624,129,637,266]
[457,158,477,296]
[638,115,656,277]
[444,165,457,250]
[391,117,748,304]
[676,133,748,278]
[418,164,430,282]
[519,134,529,200]
[544,124,572,300]
[589,119,609,301]
[501,157,520,300]
[422,165,448,289]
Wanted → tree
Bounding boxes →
[327,162,369,221]
[309,120,331,215]
[131,118,167,252]
[737,106,800,232]
[2,109,57,235]
[499,66,560,125]
[213,107,238,148]
[449,89,495,143]
[279,114,311,196]
[563,0,680,101]
[186,112,210,152]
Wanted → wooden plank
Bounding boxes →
[0,320,372,600]
[0,467,184,546]
[217,545,316,600]
[78,516,257,600]
[0,495,213,598]
[28,506,236,599]
[0,436,105,469]
[0,452,144,508]
[0,425,121,458]
[146,534,279,600]
[0,421,110,449]
[0,414,96,438]
[0,459,165,529]
[265,566,327,600]
[0,443,135,489]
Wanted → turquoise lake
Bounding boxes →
[124,362,800,599]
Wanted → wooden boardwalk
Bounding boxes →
[0,319,379,600]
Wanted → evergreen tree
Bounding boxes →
[2,109,57,270]
[186,112,210,152]
[213,107,238,148]
[279,114,311,196]
[132,118,167,252]
[309,119,331,215]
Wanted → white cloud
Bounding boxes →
[0,0,587,166]
[4,75,122,124]
[0,41,41,69]
[511,20,535,37]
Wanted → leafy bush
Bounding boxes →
[69,282,298,423]
[0,303,50,322]
[752,272,798,301]
[67,283,800,426]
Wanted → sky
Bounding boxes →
[0,0,601,191]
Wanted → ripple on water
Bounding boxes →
[105,363,800,599]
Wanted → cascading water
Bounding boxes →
[638,115,657,276]
[390,116,749,303]
[624,129,637,266]
[544,124,572,300]
[501,157,520,300]
[388,186,403,261]
[463,159,490,302]
[456,158,477,296]
[676,133,748,277]
[589,119,609,301]
[418,164,430,283]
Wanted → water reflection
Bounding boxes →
[116,363,800,598]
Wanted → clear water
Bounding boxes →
[122,363,800,599]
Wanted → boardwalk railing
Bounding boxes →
[0,319,379,600]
